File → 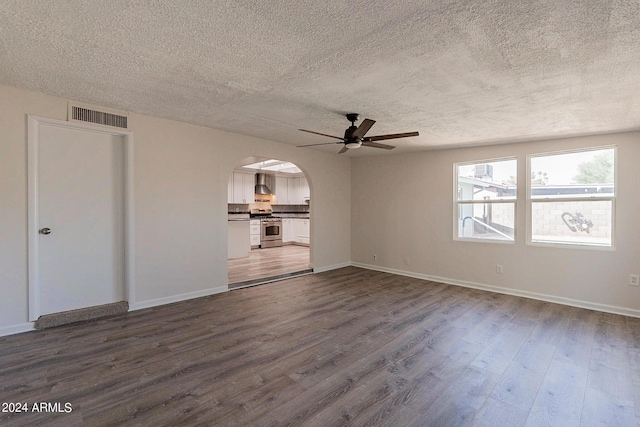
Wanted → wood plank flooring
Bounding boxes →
[228,245,310,285]
[1,267,639,426]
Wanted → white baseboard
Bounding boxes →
[0,322,34,337]
[129,285,228,311]
[313,261,352,274]
[352,262,640,319]
[0,286,229,337]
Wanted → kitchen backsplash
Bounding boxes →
[272,204,309,213]
[228,203,250,213]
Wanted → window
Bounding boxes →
[528,147,615,247]
[455,158,517,242]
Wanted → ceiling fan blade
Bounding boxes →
[351,118,376,138]
[362,141,395,150]
[338,146,349,154]
[298,129,344,141]
[363,131,419,142]
[297,142,340,147]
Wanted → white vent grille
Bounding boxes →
[70,106,128,129]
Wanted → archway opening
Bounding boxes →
[227,156,312,288]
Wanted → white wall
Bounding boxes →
[0,84,351,334]
[351,132,640,316]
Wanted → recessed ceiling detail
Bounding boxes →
[1,1,639,155]
[242,160,302,174]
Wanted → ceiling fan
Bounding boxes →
[297,113,419,154]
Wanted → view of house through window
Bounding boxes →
[455,158,517,242]
[529,147,615,247]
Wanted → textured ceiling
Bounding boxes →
[1,0,639,155]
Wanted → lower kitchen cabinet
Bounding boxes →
[282,218,293,243]
[228,220,250,259]
[298,219,310,245]
[250,220,261,247]
[282,218,309,245]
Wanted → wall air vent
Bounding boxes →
[68,103,128,129]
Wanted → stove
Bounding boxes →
[250,206,273,217]
[249,207,282,248]
[259,216,282,248]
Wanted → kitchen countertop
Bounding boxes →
[274,213,309,219]
[228,213,250,221]
[228,213,309,220]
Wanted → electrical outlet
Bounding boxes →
[404,257,409,265]
[496,264,503,274]
[372,254,377,261]
[629,274,640,286]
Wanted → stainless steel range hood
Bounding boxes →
[254,173,272,195]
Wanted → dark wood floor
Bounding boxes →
[1,267,639,426]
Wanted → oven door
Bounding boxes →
[261,222,282,241]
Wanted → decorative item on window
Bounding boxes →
[561,212,594,233]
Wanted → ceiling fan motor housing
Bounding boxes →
[344,125,359,141]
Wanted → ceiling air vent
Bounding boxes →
[69,103,128,129]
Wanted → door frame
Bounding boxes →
[27,115,136,321]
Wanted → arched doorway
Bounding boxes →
[227,157,312,288]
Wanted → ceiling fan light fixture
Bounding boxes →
[345,141,362,149]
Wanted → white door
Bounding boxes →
[35,122,125,317]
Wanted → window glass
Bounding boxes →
[455,158,516,242]
[457,159,517,201]
[458,202,515,241]
[530,148,614,199]
[531,201,612,246]
[529,147,615,247]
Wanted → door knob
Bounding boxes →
[39,228,51,235]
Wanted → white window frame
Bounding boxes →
[453,156,517,244]
[526,145,616,250]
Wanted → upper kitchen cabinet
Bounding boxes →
[288,178,299,204]
[275,175,309,204]
[228,172,255,204]
[275,176,289,204]
[296,177,310,203]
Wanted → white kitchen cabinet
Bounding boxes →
[289,218,296,243]
[286,218,309,245]
[281,218,310,245]
[295,177,310,204]
[282,218,292,243]
[230,172,255,204]
[232,173,244,203]
[274,175,310,205]
[290,219,297,243]
[228,220,250,259]
[228,174,234,203]
[276,176,289,204]
[298,218,310,245]
[250,219,261,247]
[288,178,298,204]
